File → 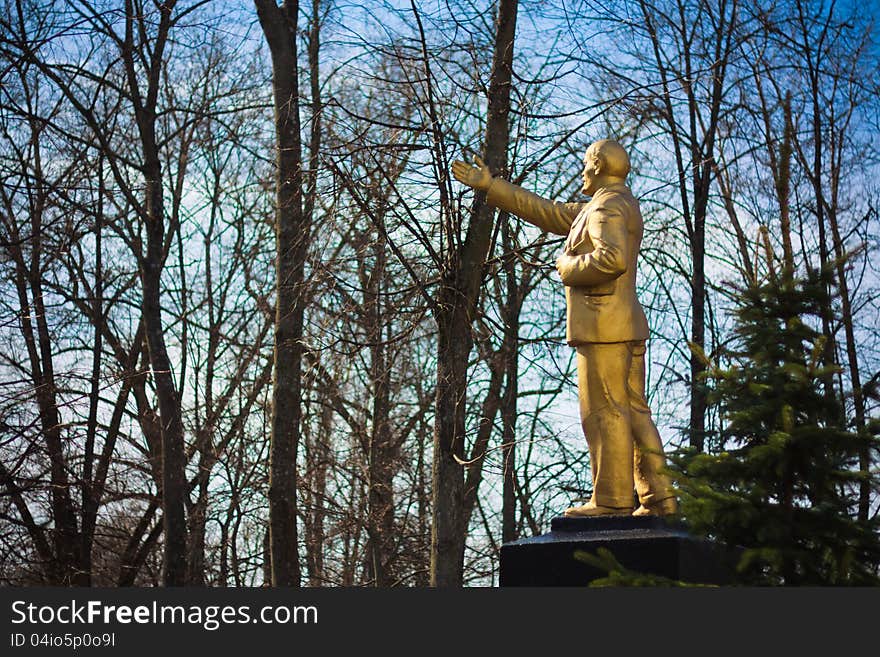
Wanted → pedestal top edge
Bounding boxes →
[550,514,686,533]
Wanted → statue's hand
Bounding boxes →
[556,253,578,284]
[451,155,492,191]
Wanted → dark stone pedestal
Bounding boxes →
[500,515,733,586]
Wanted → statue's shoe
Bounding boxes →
[562,503,633,517]
[632,497,678,517]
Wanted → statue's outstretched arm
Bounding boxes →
[451,156,580,236]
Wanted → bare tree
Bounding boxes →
[255,0,326,586]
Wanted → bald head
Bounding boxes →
[581,139,630,195]
[586,140,630,178]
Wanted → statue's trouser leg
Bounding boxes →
[576,343,635,508]
[627,341,676,507]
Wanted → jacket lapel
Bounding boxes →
[565,202,593,253]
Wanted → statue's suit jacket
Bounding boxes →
[486,178,649,346]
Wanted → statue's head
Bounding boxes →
[582,139,630,195]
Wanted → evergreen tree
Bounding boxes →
[671,261,880,585]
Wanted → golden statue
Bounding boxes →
[452,140,677,517]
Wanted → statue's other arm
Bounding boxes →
[556,201,628,288]
[485,178,581,237]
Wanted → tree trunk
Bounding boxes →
[430,0,518,586]
[119,0,189,586]
[689,195,708,451]
[431,311,471,586]
[186,475,209,586]
[11,117,80,584]
[117,500,162,587]
[366,245,396,586]
[799,0,839,409]
[255,0,312,587]
[304,401,330,586]
[500,220,520,544]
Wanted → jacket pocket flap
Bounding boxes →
[582,281,615,296]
